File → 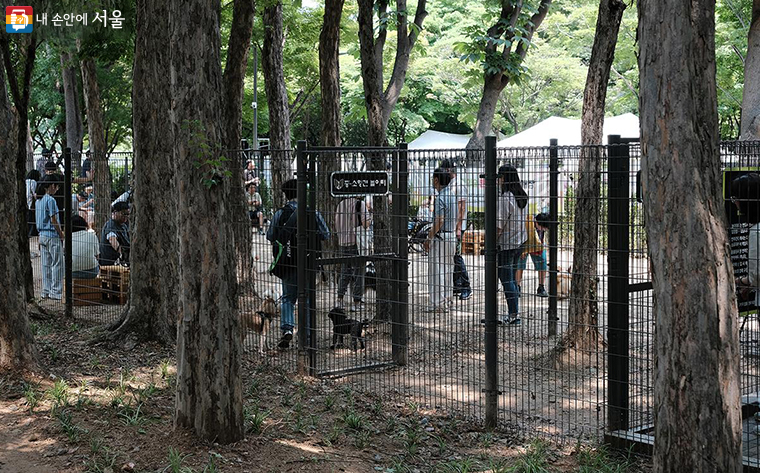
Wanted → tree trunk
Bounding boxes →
[60,50,84,172]
[558,0,626,361]
[0,46,35,371]
[319,0,344,148]
[80,57,110,238]
[467,75,506,149]
[262,2,291,209]
[222,0,255,277]
[639,1,741,471]
[741,0,760,139]
[104,0,177,345]
[1,34,38,303]
[171,0,243,444]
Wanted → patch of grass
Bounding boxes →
[324,424,343,446]
[353,428,371,449]
[246,378,259,398]
[133,383,158,404]
[495,440,552,473]
[47,379,70,414]
[48,346,59,362]
[576,445,635,473]
[436,458,477,473]
[403,422,423,456]
[479,432,494,449]
[159,359,171,380]
[163,447,193,473]
[431,434,448,456]
[31,322,54,337]
[56,409,88,443]
[202,453,222,473]
[323,393,335,411]
[23,383,40,413]
[88,355,103,371]
[86,437,118,473]
[118,402,145,426]
[244,405,268,434]
[342,410,365,431]
[108,388,125,409]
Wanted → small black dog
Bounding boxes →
[327,307,367,351]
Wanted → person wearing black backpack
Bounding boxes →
[267,178,330,348]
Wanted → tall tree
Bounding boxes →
[172,0,243,443]
[80,57,111,236]
[60,49,84,167]
[262,2,291,208]
[556,0,626,362]
[0,44,35,371]
[104,0,177,345]
[464,0,552,149]
[320,0,344,147]
[357,0,428,146]
[639,0,741,471]
[0,32,38,303]
[741,0,760,139]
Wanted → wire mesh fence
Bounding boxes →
[24,139,760,466]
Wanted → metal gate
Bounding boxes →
[296,142,410,377]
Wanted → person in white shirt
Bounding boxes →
[424,168,457,313]
[440,159,472,300]
[496,165,528,325]
[335,196,371,311]
[71,215,100,279]
[25,169,40,257]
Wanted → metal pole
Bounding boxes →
[296,140,308,375]
[484,136,499,430]
[392,145,409,365]
[548,139,559,336]
[607,134,630,432]
[64,147,72,317]
[307,145,317,376]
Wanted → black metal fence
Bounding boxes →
[25,139,760,467]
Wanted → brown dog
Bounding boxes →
[556,267,572,300]
[241,296,278,354]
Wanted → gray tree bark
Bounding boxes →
[0,33,37,303]
[357,0,427,147]
[171,0,243,444]
[60,50,84,172]
[639,0,742,471]
[559,0,626,361]
[741,0,760,139]
[0,44,35,371]
[104,0,177,345]
[80,57,110,238]
[262,2,291,209]
[466,0,552,149]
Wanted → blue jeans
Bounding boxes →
[40,235,63,299]
[281,273,297,332]
[498,248,522,316]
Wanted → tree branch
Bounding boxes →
[515,0,552,61]
[611,65,639,101]
[289,81,318,119]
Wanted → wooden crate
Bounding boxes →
[462,230,485,255]
[65,278,104,306]
[100,265,130,305]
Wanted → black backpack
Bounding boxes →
[268,203,298,278]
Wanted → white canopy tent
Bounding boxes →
[408,130,471,149]
[497,113,639,148]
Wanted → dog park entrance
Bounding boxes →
[42,139,760,468]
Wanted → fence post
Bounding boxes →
[548,139,559,337]
[392,144,409,366]
[484,136,499,430]
[296,140,309,376]
[64,147,72,317]
[307,146,317,376]
[607,134,630,432]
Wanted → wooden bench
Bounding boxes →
[100,265,130,305]
[64,278,103,306]
[462,230,485,255]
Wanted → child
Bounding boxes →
[515,212,550,298]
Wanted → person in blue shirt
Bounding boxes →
[35,176,64,300]
[267,179,330,349]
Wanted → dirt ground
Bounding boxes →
[0,313,653,473]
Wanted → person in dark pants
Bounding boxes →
[440,159,472,300]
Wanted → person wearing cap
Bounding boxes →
[35,176,64,300]
[439,158,472,300]
[99,201,131,266]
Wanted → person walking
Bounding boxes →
[515,212,549,298]
[267,179,330,349]
[335,196,370,311]
[496,165,528,325]
[440,159,472,300]
[424,168,456,313]
[35,176,64,300]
